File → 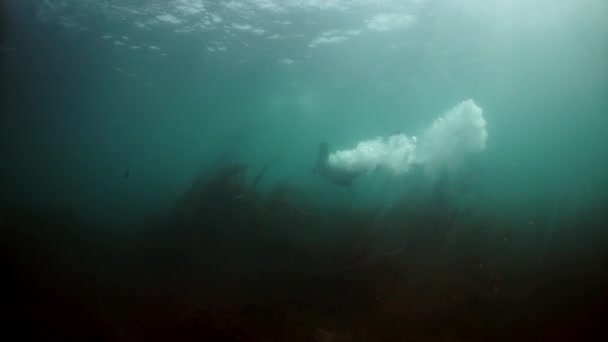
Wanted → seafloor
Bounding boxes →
[2,162,607,341]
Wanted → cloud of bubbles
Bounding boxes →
[327,99,487,175]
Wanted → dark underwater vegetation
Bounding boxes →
[2,160,607,341]
[2,0,608,341]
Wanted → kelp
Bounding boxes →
[1,161,607,341]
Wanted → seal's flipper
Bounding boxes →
[313,142,329,176]
[316,142,329,171]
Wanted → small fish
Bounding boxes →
[124,170,130,179]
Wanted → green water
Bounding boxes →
[2,0,608,223]
[1,0,608,340]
